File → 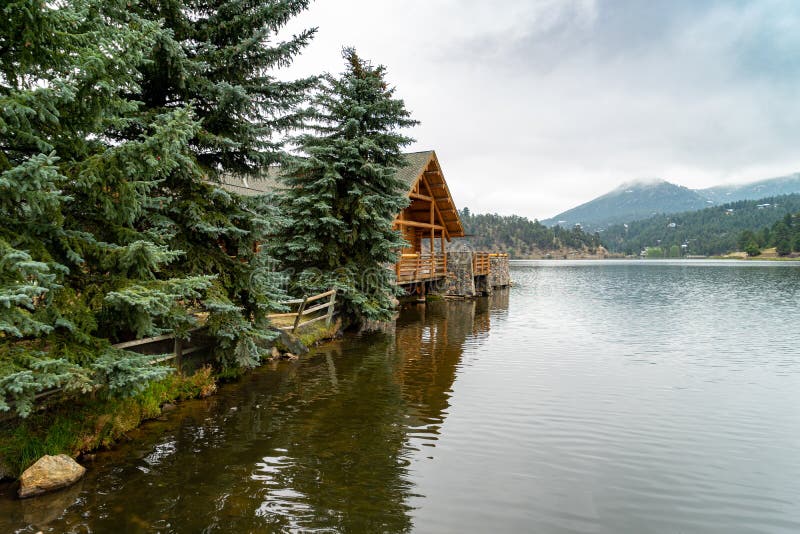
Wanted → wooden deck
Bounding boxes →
[395,253,447,284]
[394,252,509,285]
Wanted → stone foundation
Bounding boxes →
[441,252,510,298]
[444,251,476,297]
[488,255,511,288]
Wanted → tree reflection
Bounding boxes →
[9,297,506,533]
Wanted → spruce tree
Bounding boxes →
[0,0,215,415]
[773,221,792,256]
[274,48,418,323]
[1,0,316,415]
[121,0,316,367]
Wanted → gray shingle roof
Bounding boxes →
[217,167,282,197]
[216,150,464,238]
[394,151,434,188]
[218,152,435,196]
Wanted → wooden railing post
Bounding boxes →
[325,289,337,325]
[174,337,183,373]
[293,295,309,333]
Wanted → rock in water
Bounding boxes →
[18,455,86,498]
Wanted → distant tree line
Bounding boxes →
[459,208,601,257]
[601,194,800,256]
[738,213,800,256]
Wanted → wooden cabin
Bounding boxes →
[218,150,473,286]
[392,151,465,284]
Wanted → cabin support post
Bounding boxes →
[441,232,447,273]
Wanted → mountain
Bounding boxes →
[542,173,800,231]
[601,193,800,256]
[540,180,710,231]
[698,173,800,204]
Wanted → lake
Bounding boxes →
[2,260,800,533]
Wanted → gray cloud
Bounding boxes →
[280,0,800,219]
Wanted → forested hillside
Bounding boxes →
[459,209,601,258]
[602,194,800,256]
[541,173,800,233]
[738,213,800,256]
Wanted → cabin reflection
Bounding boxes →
[273,297,506,531]
[6,298,509,533]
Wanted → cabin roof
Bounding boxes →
[395,151,435,187]
[217,152,466,238]
[217,168,281,197]
[394,150,464,238]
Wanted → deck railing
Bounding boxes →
[473,252,492,276]
[395,253,447,284]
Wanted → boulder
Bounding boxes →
[269,328,309,356]
[18,455,86,499]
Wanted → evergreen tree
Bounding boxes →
[117,0,316,367]
[0,0,316,415]
[772,222,792,256]
[0,0,211,415]
[744,240,761,257]
[274,48,418,323]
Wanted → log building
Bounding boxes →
[219,151,509,294]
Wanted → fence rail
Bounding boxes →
[266,289,337,333]
[1,290,340,421]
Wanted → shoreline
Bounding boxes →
[509,256,800,262]
[0,321,341,486]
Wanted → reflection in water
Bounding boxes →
[12,261,800,534]
[0,296,503,533]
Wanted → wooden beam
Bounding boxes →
[409,192,434,202]
[393,220,445,230]
[430,195,435,257]
[407,207,436,213]
[420,174,451,240]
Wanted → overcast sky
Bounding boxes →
[280,0,800,220]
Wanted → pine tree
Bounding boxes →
[0,0,216,415]
[117,0,316,367]
[772,221,792,256]
[1,0,315,415]
[274,48,418,323]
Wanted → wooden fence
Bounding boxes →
[110,326,210,370]
[266,289,337,333]
[1,290,338,421]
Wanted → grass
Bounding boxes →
[297,319,341,348]
[0,367,217,478]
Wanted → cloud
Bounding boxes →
[279,0,800,219]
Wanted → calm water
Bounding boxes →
[3,260,800,533]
